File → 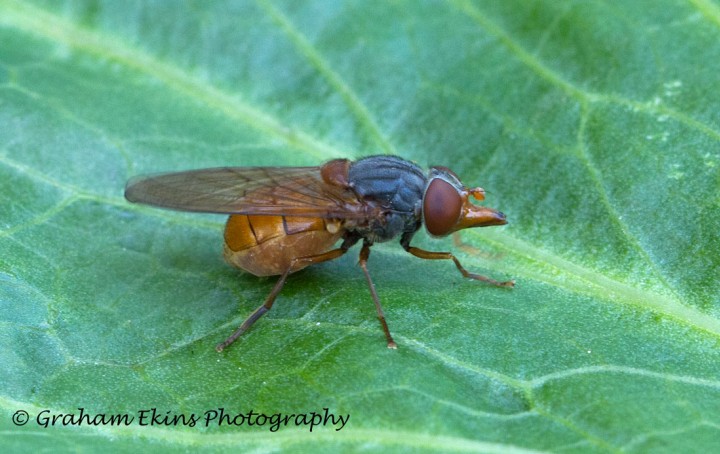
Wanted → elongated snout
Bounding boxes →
[453,205,507,232]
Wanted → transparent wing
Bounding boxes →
[125,166,368,219]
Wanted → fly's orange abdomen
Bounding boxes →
[223,214,342,277]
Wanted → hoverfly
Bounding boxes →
[125,155,513,351]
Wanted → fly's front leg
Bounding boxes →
[358,241,397,349]
[400,232,514,288]
[216,236,359,352]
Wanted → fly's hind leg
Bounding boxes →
[216,236,359,352]
[400,232,515,288]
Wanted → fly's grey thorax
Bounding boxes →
[347,155,427,242]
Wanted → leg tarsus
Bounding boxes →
[215,265,292,352]
[402,239,514,288]
[215,304,270,352]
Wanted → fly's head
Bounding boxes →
[421,166,507,237]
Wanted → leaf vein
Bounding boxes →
[256,0,397,155]
[0,0,343,162]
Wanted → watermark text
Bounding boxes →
[12,407,348,432]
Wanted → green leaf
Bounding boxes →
[2,0,719,452]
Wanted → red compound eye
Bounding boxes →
[423,178,462,236]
